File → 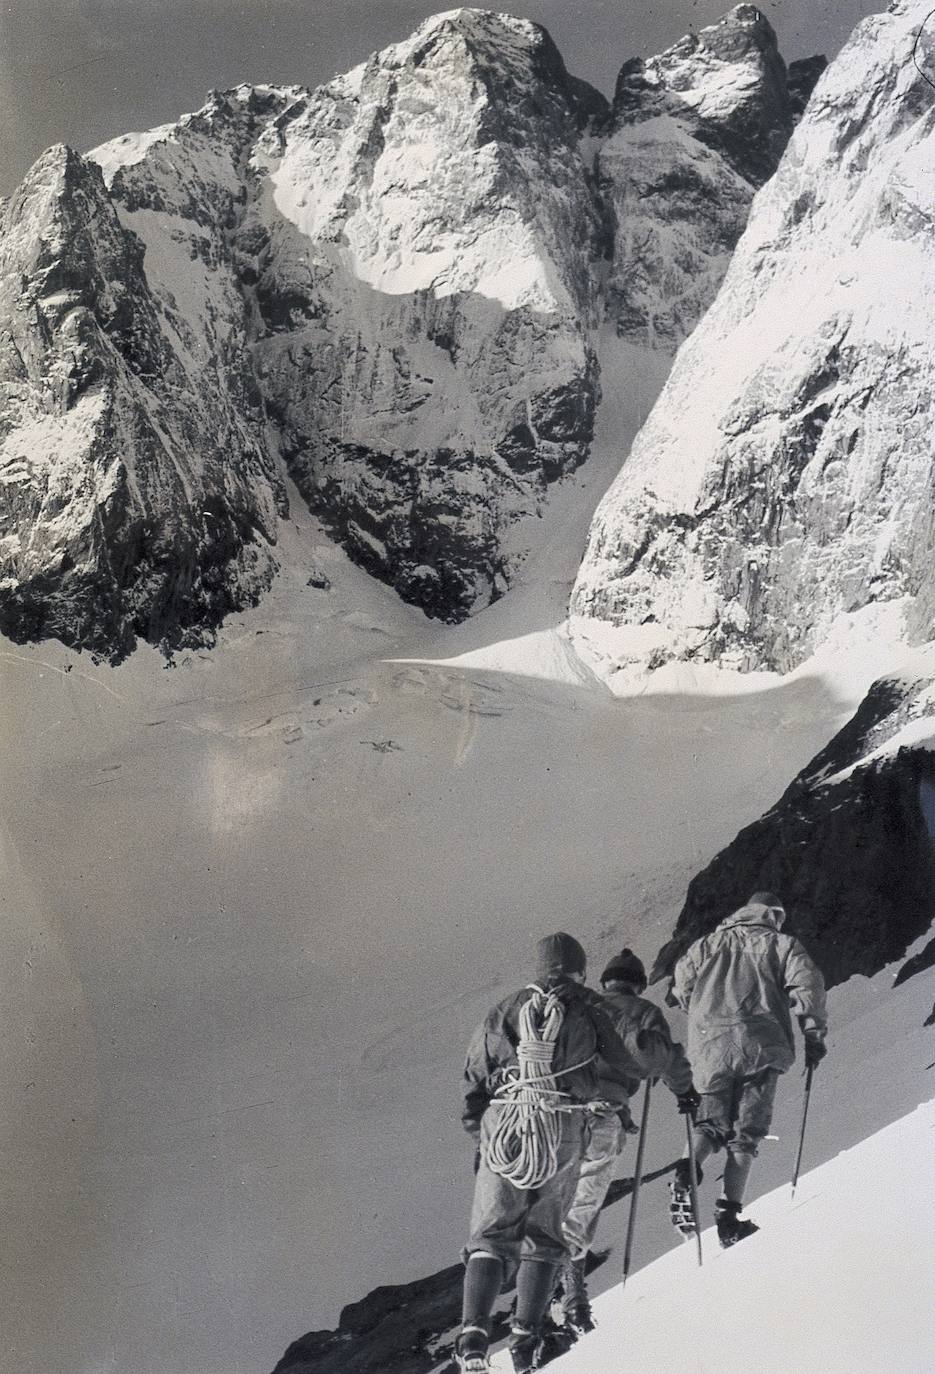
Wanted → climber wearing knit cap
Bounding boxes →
[557,946,696,1333]
[454,932,633,1374]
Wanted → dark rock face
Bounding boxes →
[272,1263,471,1374]
[651,672,935,988]
[787,55,828,120]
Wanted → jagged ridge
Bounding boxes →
[0,6,815,657]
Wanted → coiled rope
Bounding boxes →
[485,985,595,1190]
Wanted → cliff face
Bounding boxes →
[651,656,935,988]
[0,6,813,657]
[241,9,609,622]
[0,143,280,657]
[572,0,935,681]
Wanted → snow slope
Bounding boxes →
[493,1093,935,1373]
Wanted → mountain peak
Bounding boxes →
[365,5,606,125]
[613,4,790,183]
[12,142,98,199]
[0,3,806,658]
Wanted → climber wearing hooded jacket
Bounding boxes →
[670,891,828,1247]
[455,932,635,1374]
[558,947,697,1331]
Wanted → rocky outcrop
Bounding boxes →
[787,55,828,120]
[272,1262,472,1374]
[0,143,280,657]
[600,6,820,350]
[652,660,935,988]
[0,6,814,657]
[271,1169,667,1373]
[572,0,935,679]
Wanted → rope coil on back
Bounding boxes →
[485,986,569,1189]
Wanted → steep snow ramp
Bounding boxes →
[490,1095,935,1373]
[572,0,935,681]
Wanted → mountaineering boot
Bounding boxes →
[454,1325,490,1373]
[508,1322,542,1373]
[669,1157,702,1238]
[536,1314,577,1366]
[559,1255,594,1335]
[565,1299,594,1336]
[457,1252,502,1370]
[715,1198,759,1248]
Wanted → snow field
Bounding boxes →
[489,1096,935,1374]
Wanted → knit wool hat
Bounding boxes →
[600,947,647,991]
[749,891,784,911]
[535,931,587,981]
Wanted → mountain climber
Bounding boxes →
[455,932,637,1374]
[669,891,828,1247]
[558,947,697,1332]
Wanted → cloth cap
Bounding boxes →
[535,932,586,981]
[749,891,784,911]
[600,947,647,990]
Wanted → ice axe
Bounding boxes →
[622,1081,652,1285]
[791,1064,814,1198]
[685,1114,703,1266]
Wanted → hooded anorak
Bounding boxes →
[596,986,692,1102]
[672,900,827,1093]
[462,978,635,1137]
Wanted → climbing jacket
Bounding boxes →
[596,986,693,1103]
[462,978,634,1140]
[672,899,827,1090]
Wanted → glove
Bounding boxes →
[803,1031,827,1070]
[616,1107,639,1135]
[676,1086,701,1117]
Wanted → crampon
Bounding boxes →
[669,1159,700,1240]
[454,1327,489,1372]
[715,1199,759,1249]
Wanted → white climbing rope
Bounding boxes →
[485,985,594,1190]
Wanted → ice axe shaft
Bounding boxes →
[791,1064,814,1197]
[622,1081,652,1285]
[685,1114,703,1266]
